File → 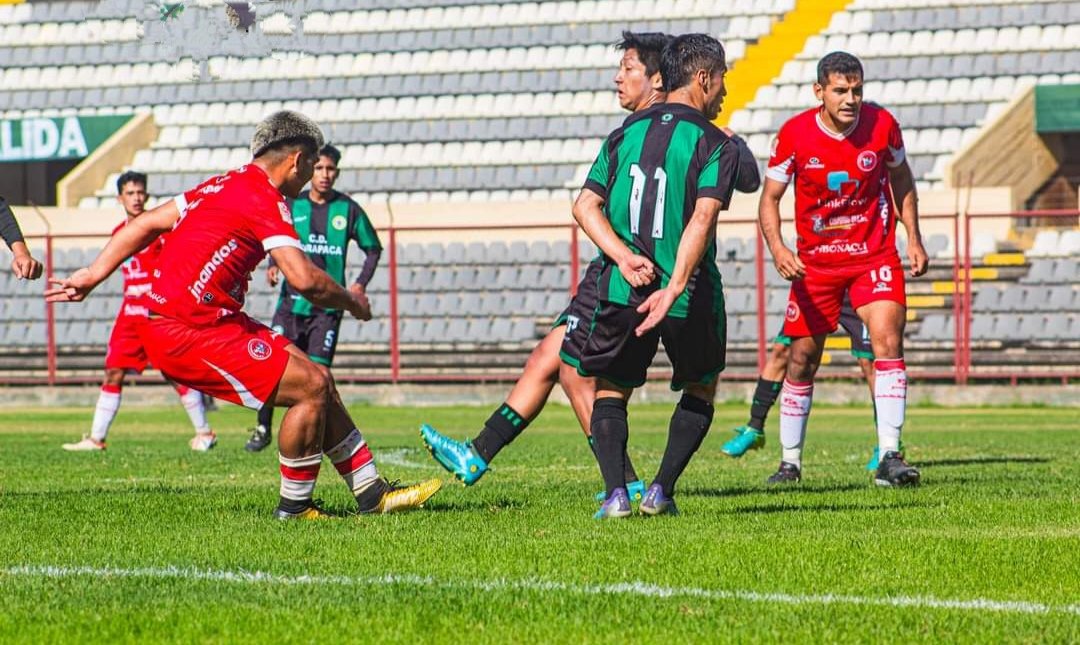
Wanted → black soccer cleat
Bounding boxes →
[245,425,272,453]
[874,451,920,487]
[766,461,802,485]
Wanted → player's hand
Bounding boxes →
[44,268,96,303]
[771,244,805,281]
[11,251,43,280]
[347,283,372,321]
[266,265,280,287]
[617,253,656,288]
[907,237,929,277]
[635,287,678,337]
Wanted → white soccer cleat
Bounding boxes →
[62,436,106,451]
[189,432,218,452]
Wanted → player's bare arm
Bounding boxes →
[270,245,371,320]
[572,187,655,287]
[45,199,180,302]
[758,177,805,281]
[889,159,927,277]
[635,196,723,336]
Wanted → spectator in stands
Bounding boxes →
[61,171,216,452]
[0,196,43,280]
[758,51,928,487]
[245,143,383,452]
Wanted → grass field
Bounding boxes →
[1,401,1078,643]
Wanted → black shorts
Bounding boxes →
[568,285,727,391]
[773,299,872,359]
[557,259,603,365]
[270,307,343,366]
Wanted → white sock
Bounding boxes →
[779,380,813,468]
[90,385,122,442]
[279,453,322,502]
[874,358,907,455]
[325,429,379,496]
[178,387,211,433]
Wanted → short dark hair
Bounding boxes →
[817,51,863,86]
[318,143,341,165]
[660,33,726,92]
[116,170,147,194]
[615,31,673,78]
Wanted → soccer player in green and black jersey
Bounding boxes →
[245,144,382,452]
[571,34,741,517]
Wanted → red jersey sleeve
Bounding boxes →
[883,111,907,169]
[249,192,302,252]
[765,120,797,184]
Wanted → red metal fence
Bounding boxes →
[11,209,1080,386]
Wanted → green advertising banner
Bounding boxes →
[0,114,133,162]
[1035,84,1080,133]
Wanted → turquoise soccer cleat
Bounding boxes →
[419,423,489,486]
[594,479,646,503]
[866,440,904,471]
[721,425,765,458]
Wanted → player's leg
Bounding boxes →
[63,368,126,451]
[246,309,297,452]
[722,339,788,458]
[768,269,841,484]
[171,381,216,451]
[420,325,563,485]
[591,381,634,519]
[641,307,723,515]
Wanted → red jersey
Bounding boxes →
[113,220,163,318]
[146,164,302,325]
[766,102,906,267]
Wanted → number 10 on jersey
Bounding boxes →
[629,163,667,239]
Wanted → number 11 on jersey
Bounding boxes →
[628,163,666,239]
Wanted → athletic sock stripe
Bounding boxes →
[280,464,320,481]
[334,445,373,476]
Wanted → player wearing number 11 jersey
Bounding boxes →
[759,51,929,487]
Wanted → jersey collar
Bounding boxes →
[815,108,860,141]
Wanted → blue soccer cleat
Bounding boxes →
[594,478,646,504]
[721,425,765,458]
[593,487,632,519]
[638,483,679,516]
[865,440,904,471]
[419,423,488,486]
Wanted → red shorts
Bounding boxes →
[137,312,293,410]
[782,255,906,338]
[105,313,151,372]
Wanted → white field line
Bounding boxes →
[3,565,1077,617]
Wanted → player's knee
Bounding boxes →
[103,369,125,386]
[299,363,331,404]
[786,349,817,381]
[683,381,716,403]
[769,343,790,364]
[523,345,560,386]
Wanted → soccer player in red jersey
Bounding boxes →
[758,52,928,487]
[62,172,215,452]
[48,112,441,518]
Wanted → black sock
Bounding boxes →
[747,378,783,431]
[355,478,390,512]
[470,403,529,464]
[277,496,310,514]
[654,394,715,497]
[257,405,274,432]
[589,435,639,483]
[591,397,629,496]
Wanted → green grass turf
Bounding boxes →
[1,402,1078,643]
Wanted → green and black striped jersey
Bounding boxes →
[279,191,382,316]
[582,103,740,318]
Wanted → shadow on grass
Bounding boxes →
[682,482,867,498]
[917,456,1050,468]
[722,500,931,516]
[422,497,526,513]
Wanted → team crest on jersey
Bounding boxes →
[331,215,348,231]
[811,214,825,233]
[247,339,272,361]
[278,202,293,224]
[785,301,801,322]
[857,150,878,172]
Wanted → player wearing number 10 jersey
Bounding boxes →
[759,51,928,487]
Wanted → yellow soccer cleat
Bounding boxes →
[364,478,443,514]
